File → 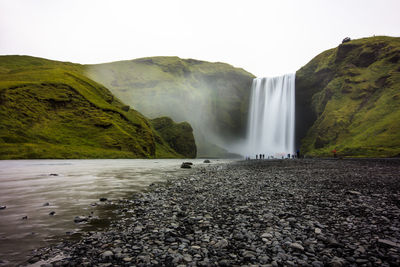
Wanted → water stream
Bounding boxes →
[246,74,295,157]
[0,159,230,266]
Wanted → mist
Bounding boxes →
[85,57,254,158]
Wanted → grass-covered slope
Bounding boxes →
[0,55,194,159]
[296,36,400,157]
[151,117,196,158]
[86,57,254,157]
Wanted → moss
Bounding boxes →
[86,56,254,157]
[0,55,195,159]
[151,117,196,158]
[296,36,400,157]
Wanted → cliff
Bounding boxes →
[0,56,196,159]
[296,36,400,157]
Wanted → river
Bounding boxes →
[0,159,231,266]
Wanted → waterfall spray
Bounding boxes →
[246,74,295,157]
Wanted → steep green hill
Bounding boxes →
[85,57,254,157]
[0,55,195,159]
[296,36,400,157]
[151,117,196,158]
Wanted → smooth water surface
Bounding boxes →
[0,159,229,265]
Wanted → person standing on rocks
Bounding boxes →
[332,148,337,158]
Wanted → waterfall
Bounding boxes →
[246,73,295,157]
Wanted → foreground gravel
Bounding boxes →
[31,159,400,266]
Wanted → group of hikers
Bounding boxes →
[245,149,302,160]
[245,148,339,160]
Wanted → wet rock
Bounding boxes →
[0,206,6,210]
[43,202,50,206]
[347,190,361,195]
[214,239,229,249]
[74,216,88,223]
[101,250,113,259]
[203,160,211,163]
[99,197,108,202]
[290,242,304,251]
[49,211,56,216]
[329,256,346,266]
[181,163,192,169]
[29,159,400,266]
[49,174,58,176]
[22,216,28,220]
[377,239,400,248]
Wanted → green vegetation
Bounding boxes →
[86,56,254,157]
[296,36,400,157]
[151,117,196,158]
[0,55,196,159]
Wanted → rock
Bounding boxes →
[99,197,108,202]
[123,257,132,262]
[43,202,50,206]
[347,190,361,195]
[261,232,273,239]
[290,242,304,251]
[312,261,324,267]
[0,206,6,210]
[214,239,229,249]
[49,173,58,176]
[22,216,28,220]
[181,163,192,169]
[377,239,400,248]
[329,256,346,267]
[74,216,88,223]
[183,162,193,165]
[134,225,143,233]
[203,160,211,163]
[242,250,256,260]
[342,37,351,43]
[183,254,192,262]
[315,228,322,234]
[28,256,40,263]
[49,211,56,216]
[101,250,113,259]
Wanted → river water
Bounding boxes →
[0,159,230,266]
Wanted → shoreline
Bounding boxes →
[28,159,400,266]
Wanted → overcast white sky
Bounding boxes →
[1,0,399,76]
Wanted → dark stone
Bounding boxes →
[100,197,108,202]
[342,37,351,43]
[0,206,6,210]
[74,216,88,223]
[181,163,192,169]
[49,173,58,176]
[203,159,211,163]
[22,216,28,220]
[49,211,56,216]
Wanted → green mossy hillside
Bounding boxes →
[296,36,400,157]
[151,117,196,158]
[86,57,254,157]
[0,55,195,159]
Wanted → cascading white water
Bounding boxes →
[246,73,295,157]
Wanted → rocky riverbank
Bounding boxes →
[29,159,400,266]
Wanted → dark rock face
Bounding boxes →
[32,159,400,266]
[151,117,197,158]
[295,36,400,157]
